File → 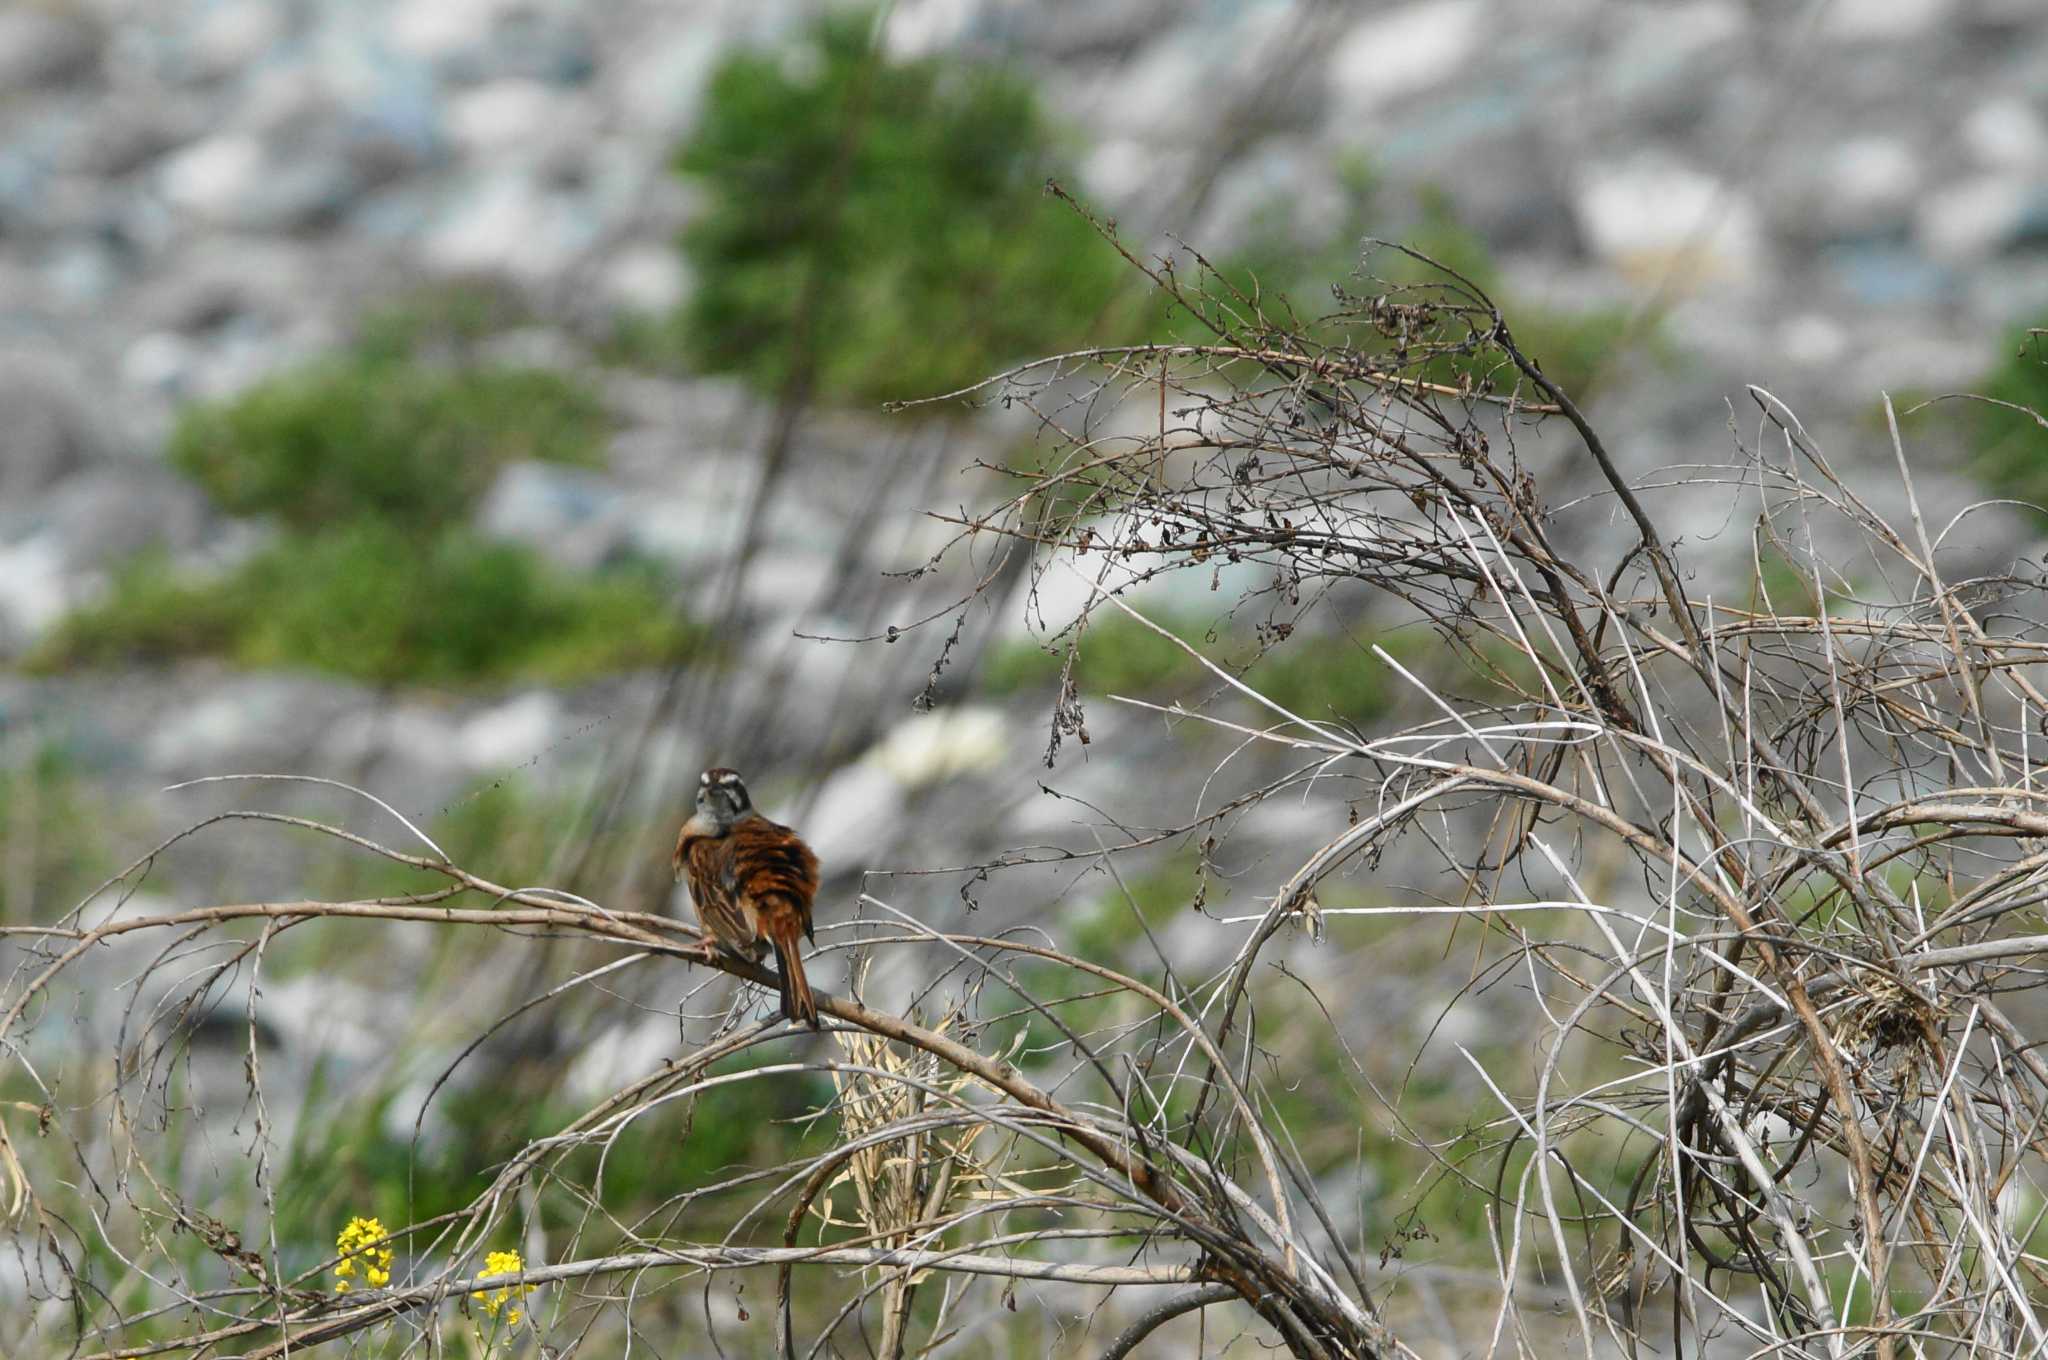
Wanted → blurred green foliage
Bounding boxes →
[35,275,696,688]
[1067,856,1196,961]
[352,274,535,364]
[169,359,607,531]
[1967,324,2048,502]
[305,773,636,905]
[981,613,1200,697]
[981,612,1399,726]
[669,9,1124,404]
[1207,177,1641,402]
[0,743,105,922]
[277,1054,826,1254]
[32,532,699,687]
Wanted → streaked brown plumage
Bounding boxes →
[672,767,822,1028]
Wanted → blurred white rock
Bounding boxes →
[388,0,522,63]
[802,759,905,868]
[122,331,200,396]
[244,974,391,1064]
[619,486,745,574]
[615,20,721,135]
[1573,155,1766,289]
[423,169,596,280]
[0,9,100,88]
[601,241,689,315]
[147,679,361,774]
[883,0,975,61]
[1779,313,1849,368]
[1962,98,2048,171]
[0,536,70,649]
[448,78,576,155]
[187,0,285,81]
[317,705,467,784]
[158,133,266,220]
[1823,136,1923,227]
[1917,174,2034,260]
[871,707,1009,787]
[1328,0,1484,112]
[459,691,563,771]
[477,460,627,572]
[1821,0,1948,40]
[564,1016,675,1103]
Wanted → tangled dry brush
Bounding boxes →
[8,225,2048,1360]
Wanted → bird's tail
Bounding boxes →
[762,902,818,1029]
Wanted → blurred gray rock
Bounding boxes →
[1193,137,1348,256]
[158,69,432,233]
[1918,174,2048,260]
[157,133,276,225]
[184,0,286,82]
[600,241,688,314]
[422,167,597,280]
[42,238,121,307]
[1811,136,1923,239]
[1327,0,1483,114]
[804,760,905,868]
[1820,240,1951,307]
[476,460,627,572]
[316,703,468,795]
[458,690,564,771]
[121,330,202,397]
[0,535,69,649]
[0,352,111,501]
[0,9,100,88]
[446,77,585,156]
[613,20,721,135]
[391,0,595,85]
[1819,0,1948,40]
[1961,98,2048,171]
[62,91,204,177]
[1573,155,1767,288]
[134,237,312,333]
[145,675,365,776]
[21,464,211,572]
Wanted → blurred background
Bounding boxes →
[5,0,2048,1352]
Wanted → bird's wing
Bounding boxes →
[683,834,755,951]
[732,817,822,943]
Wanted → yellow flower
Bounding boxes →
[472,1249,535,1326]
[334,1215,394,1293]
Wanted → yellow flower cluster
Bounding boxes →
[333,1216,393,1294]
[472,1249,535,1326]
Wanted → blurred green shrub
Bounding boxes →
[0,743,104,922]
[32,531,699,687]
[50,282,673,688]
[279,1052,825,1242]
[982,612,1397,725]
[352,274,535,364]
[1207,177,1641,402]
[169,359,608,531]
[669,9,1123,404]
[982,614,1203,698]
[1968,324,2048,503]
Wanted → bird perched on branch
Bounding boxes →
[672,767,822,1028]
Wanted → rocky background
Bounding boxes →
[3,0,2047,1353]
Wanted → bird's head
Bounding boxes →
[692,767,753,833]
